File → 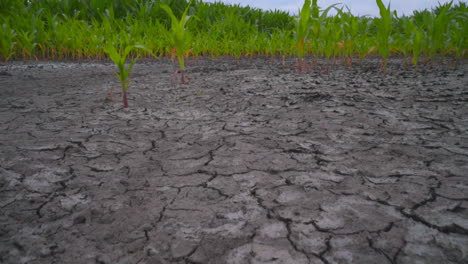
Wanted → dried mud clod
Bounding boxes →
[0,58,467,264]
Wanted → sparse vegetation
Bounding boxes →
[162,0,194,83]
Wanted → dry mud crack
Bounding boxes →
[0,58,467,264]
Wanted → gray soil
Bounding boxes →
[0,57,467,264]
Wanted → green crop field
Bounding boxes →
[1,0,467,66]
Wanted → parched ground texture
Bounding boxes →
[0,57,467,264]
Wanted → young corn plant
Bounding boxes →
[375,0,393,72]
[403,19,424,66]
[162,0,193,84]
[338,8,359,66]
[355,17,374,62]
[295,0,312,72]
[0,22,17,62]
[17,30,37,59]
[448,14,468,60]
[428,1,454,63]
[309,0,339,67]
[447,4,468,60]
[103,44,147,108]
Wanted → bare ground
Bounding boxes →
[0,57,467,264]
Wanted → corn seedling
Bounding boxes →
[375,0,393,72]
[401,18,423,66]
[162,0,193,84]
[338,8,361,66]
[355,17,374,62]
[309,0,340,67]
[427,1,454,63]
[103,44,148,108]
[0,22,17,62]
[447,3,468,61]
[295,0,311,72]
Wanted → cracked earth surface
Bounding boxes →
[0,58,467,264]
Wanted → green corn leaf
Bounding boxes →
[103,45,121,66]
[162,0,193,71]
[375,0,393,69]
[103,44,149,104]
[296,0,311,58]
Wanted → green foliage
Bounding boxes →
[428,1,454,60]
[1,0,466,63]
[375,0,393,70]
[397,17,424,66]
[104,45,136,92]
[0,22,17,62]
[296,0,311,59]
[104,44,148,107]
[161,0,193,71]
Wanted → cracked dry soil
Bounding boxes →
[0,57,467,264]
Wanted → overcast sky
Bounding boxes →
[203,0,463,16]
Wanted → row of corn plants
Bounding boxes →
[1,0,467,65]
